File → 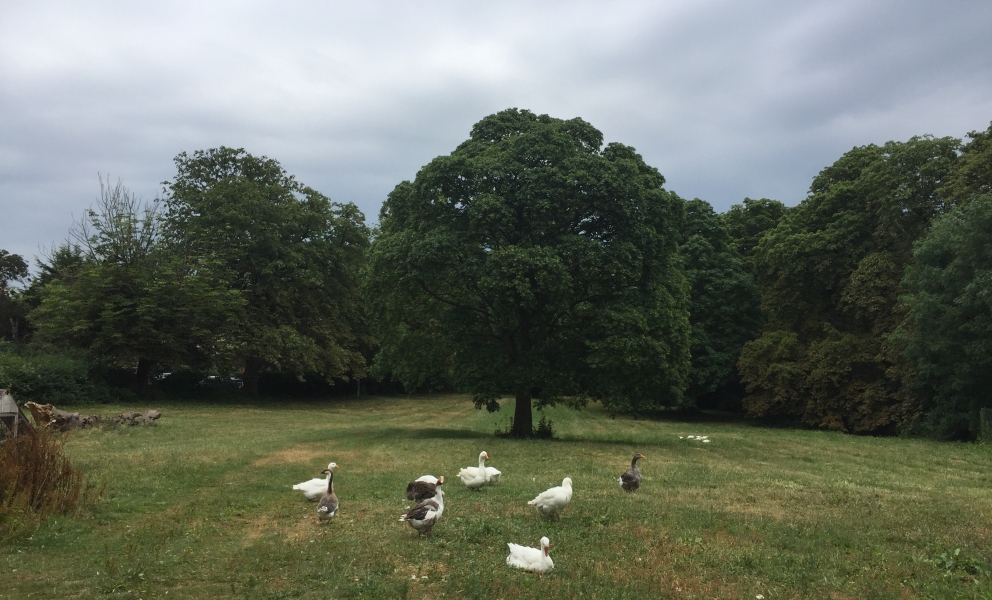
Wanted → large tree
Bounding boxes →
[367,109,690,436]
[739,136,960,432]
[896,194,992,439]
[162,147,370,394]
[29,179,238,392]
[680,199,763,406]
[0,250,29,341]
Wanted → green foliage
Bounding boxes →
[741,135,961,432]
[940,122,992,204]
[0,249,28,292]
[367,108,690,434]
[0,249,30,341]
[534,412,555,439]
[721,197,789,275]
[897,194,992,439]
[163,147,371,393]
[680,199,763,404]
[928,547,991,580]
[28,180,239,391]
[736,330,805,419]
[0,350,95,405]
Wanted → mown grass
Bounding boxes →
[2,394,991,599]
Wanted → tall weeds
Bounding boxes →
[0,428,86,543]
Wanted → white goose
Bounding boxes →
[527,477,572,519]
[457,451,491,490]
[506,536,554,574]
[292,462,338,501]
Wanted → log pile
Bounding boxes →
[25,402,161,431]
[112,410,162,427]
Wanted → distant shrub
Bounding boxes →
[0,349,133,405]
[0,351,94,404]
[0,428,89,543]
[496,414,556,439]
[534,413,555,439]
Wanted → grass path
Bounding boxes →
[2,394,991,599]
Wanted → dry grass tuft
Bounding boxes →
[0,428,90,543]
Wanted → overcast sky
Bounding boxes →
[2,0,991,263]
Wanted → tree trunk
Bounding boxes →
[132,357,154,395]
[243,356,265,396]
[511,391,534,437]
[981,408,992,442]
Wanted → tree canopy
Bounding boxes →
[29,179,238,391]
[896,193,992,439]
[721,197,789,276]
[162,147,371,394]
[680,199,763,406]
[0,249,29,341]
[739,135,960,432]
[367,108,690,436]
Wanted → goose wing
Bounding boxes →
[317,493,338,517]
[619,466,641,488]
[401,498,440,522]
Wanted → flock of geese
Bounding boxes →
[291,450,647,575]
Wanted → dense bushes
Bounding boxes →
[0,349,94,405]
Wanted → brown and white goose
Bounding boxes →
[316,466,339,522]
[406,475,444,502]
[618,453,645,492]
[399,477,445,536]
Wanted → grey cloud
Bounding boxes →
[1,0,990,263]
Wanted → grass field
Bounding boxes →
[2,394,991,599]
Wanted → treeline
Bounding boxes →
[1,109,989,439]
[1,149,370,401]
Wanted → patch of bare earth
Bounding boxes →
[252,446,368,467]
